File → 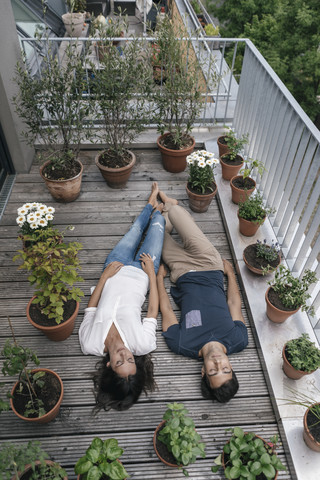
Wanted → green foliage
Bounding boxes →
[158,402,206,475]
[222,128,249,161]
[280,386,320,426]
[238,191,276,224]
[67,0,87,13]
[187,150,219,193]
[285,333,320,372]
[211,427,286,479]
[190,0,202,15]
[13,231,83,325]
[204,24,219,36]
[240,157,266,188]
[268,264,317,313]
[74,437,128,480]
[256,239,279,262]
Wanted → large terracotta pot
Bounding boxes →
[217,135,230,157]
[95,150,136,188]
[265,287,300,323]
[230,175,256,204]
[17,460,68,480]
[26,296,79,341]
[238,211,264,237]
[62,12,86,37]
[186,182,217,213]
[220,154,244,180]
[153,421,180,468]
[282,345,315,380]
[10,368,64,424]
[40,159,83,203]
[157,133,195,173]
[303,404,320,452]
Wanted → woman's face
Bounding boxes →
[107,346,137,378]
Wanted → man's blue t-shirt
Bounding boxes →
[162,271,248,359]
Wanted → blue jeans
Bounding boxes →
[103,204,165,274]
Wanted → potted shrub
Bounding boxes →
[230,157,266,204]
[1,321,63,423]
[13,219,84,341]
[0,441,67,479]
[154,18,204,173]
[211,427,286,479]
[13,34,93,202]
[265,265,317,323]
[238,192,276,237]
[94,14,128,60]
[153,402,206,476]
[186,150,219,212]
[62,0,87,37]
[74,437,128,479]
[218,128,249,180]
[243,239,281,275]
[282,333,320,379]
[92,24,152,188]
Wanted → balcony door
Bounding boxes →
[0,122,15,192]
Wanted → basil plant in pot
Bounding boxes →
[186,150,219,212]
[282,333,320,380]
[238,192,276,237]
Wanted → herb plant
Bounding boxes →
[268,264,317,314]
[223,128,249,161]
[204,24,219,36]
[158,402,206,476]
[240,158,266,188]
[280,386,320,426]
[238,192,276,225]
[74,437,128,480]
[187,150,219,194]
[211,427,286,479]
[256,239,280,263]
[285,333,320,372]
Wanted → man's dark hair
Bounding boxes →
[200,370,239,403]
[92,353,156,412]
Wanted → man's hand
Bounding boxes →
[223,259,234,276]
[157,264,167,278]
[140,253,155,277]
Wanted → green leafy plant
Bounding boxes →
[223,128,249,161]
[280,386,320,427]
[240,158,266,188]
[256,239,280,263]
[0,440,67,480]
[204,24,219,36]
[187,150,219,193]
[74,437,128,480]
[157,402,206,476]
[267,264,317,314]
[238,191,276,225]
[67,0,87,13]
[285,333,320,372]
[13,227,83,324]
[211,427,286,479]
[190,0,202,15]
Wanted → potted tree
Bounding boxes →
[230,157,266,204]
[186,150,219,212]
[218,128,249,180]
[243,239,281,275]
[265,265,317,323]
[211,427,286,479]
[1,321,63,424]
[0,441,67,479]
[153,402,206,476]
[62,0,87,37]
[282,333,320,379]
[13,36,93,202]
[154,18,204,173]
[74,437,128,479]
[92,24,152,188]
[238,192,276,237]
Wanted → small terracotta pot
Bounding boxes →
[95,150,136,188]
[153,421,180,468]
[265,287,300,323]
[27,296,79,341]
[17,460,67,480]
[186,182,217,213]
[157,133,195,173]
[303,404,320,452]
[40,159,83,203]
[217,135,230,157]
[282,345,315,380]
[220,154,244,180]
[230,175,256,204]
[10,368,64,424]
[243,244,281,275]
[238,211,264,237]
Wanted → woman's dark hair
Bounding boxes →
[200,370,239,403]
[92,353,156,412]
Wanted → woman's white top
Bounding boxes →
[79,266,157,356]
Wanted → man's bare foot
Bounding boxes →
[159,191,178,205]
[148,182,159,209]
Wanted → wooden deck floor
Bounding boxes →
[0,148,292,479]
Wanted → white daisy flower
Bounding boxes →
[212,157,219,164]
[187,157,194,165]
[206,159,214,166]
[34,211,42,218]
[16,215,26,225]
[197,156,204,162]
[27,213,36,223]
[198,161,206,168]
[38,218,48,227]
[30,222,38,229]
[22,203,32,210]
[38,204,48,212]
[46,213,54,221]
[31,202,39,208]
[17,207,28,216]
[46,206,55,214]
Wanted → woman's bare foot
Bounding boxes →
[148,182,159,208]
[159,191,178,205]
[154,202,164,213]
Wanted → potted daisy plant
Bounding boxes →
[186,150,219,212]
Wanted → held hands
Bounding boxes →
[140,253,155,277]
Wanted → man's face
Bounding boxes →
[107,346,137,378]
[202,351,233,388]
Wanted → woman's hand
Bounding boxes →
[140,253,155,277]
[102,261,124,279]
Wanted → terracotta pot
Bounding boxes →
[265,287,300,323]
[27,296,79,341]
[303,404,320,452]
[62,12,86,37]
[153,421,180,468]
[230,175,256,204]
[157,133,195,173]
[217,135,230,157]
[10,368,64,424]
[238,211,264,237]
[220,154,244,180]
[243,244,281,275]
[17,460,68,480]
[40,159,83,203]
[186,182,217,213]
[282,345,315,380]
[95,150,136,188]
